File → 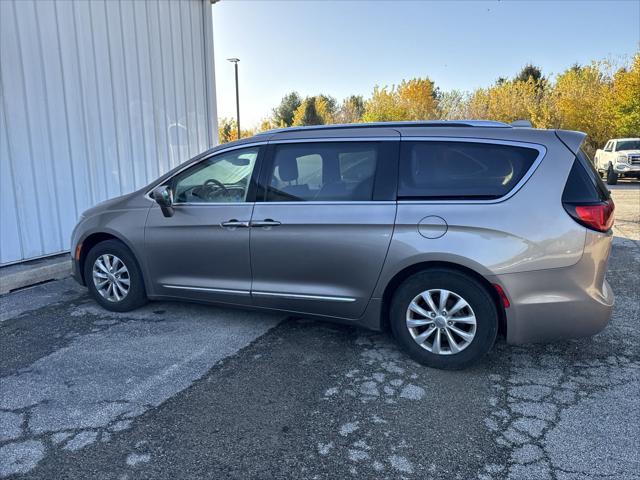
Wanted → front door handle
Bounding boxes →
[250,219,281,227]
[221,219,250,228]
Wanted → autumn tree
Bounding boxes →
[438,90,469,120]
[259,50,638,150]
[362,78,439,122]
[467,80,533,124]
[273,92,302,127]
[608,53,640,138]
[217,118,255,143]
[397,78,439,120]
[467,68,554,128]
[292,97,326,126]
[362,86,405,122]
[337,95,365,123]
[553,62,614,153]
[317,94,338,122]
[218,118,236,143]
[258,118,277,133]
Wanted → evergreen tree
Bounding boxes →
[273,92,302,127]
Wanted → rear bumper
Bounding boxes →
[490,229,614,344]
[496,273,613,344]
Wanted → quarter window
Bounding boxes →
[265,143,379,201]
[398,141,540,200]
[172,147,258,203]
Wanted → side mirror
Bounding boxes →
[152,186,174,218]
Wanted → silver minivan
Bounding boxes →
[71,121,615,369]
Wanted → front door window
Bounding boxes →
[172,147,259,203]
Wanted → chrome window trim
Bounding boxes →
[397,137,547,205]
[252,291,356,303]
[170,202,255,207]
[161,200,395,208]
[146,137,545,206]
[163,285,250,296]
[145,141,267,200]
[255,201,396,206]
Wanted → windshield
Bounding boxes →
[616,140,640,151]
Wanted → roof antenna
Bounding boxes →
[512,120,532,128]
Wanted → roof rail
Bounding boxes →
[256,120,512,136]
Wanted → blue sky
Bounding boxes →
[213,0,640,127]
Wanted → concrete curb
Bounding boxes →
[0,254,71,295]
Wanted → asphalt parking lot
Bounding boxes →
[1,183,638,480]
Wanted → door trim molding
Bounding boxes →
[252,291,356,303]
[163,285,251,296]
[162,285,355,303]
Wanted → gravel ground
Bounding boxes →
[0,183,638,480]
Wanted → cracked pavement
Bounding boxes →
[0,183,638,479]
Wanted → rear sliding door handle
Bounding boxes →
[250,219,281,227]
[221,219,250,228]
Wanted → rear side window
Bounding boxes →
[398,141,540,200]
[562,148,610,203]
[265,142,379,202]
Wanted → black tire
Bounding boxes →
[390,269,498,370]
[606,167,618,185]
[84,239,147,312]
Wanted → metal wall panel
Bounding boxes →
[0,0,218,265]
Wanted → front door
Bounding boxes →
[249,139,399,318]
[145,145,262,305]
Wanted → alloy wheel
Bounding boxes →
[92,254,130,302]
[405,289,477,355]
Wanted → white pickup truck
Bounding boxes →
[594,138,640,185]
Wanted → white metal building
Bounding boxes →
[0,0,218,265]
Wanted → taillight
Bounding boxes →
[564,199,615,232]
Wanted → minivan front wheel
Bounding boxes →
[390,269,498,370]
[84,240,147,312]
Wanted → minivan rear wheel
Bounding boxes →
[84,240,147,312]
[390,269,498,370]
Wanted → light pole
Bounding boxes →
[227,58,240,139]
